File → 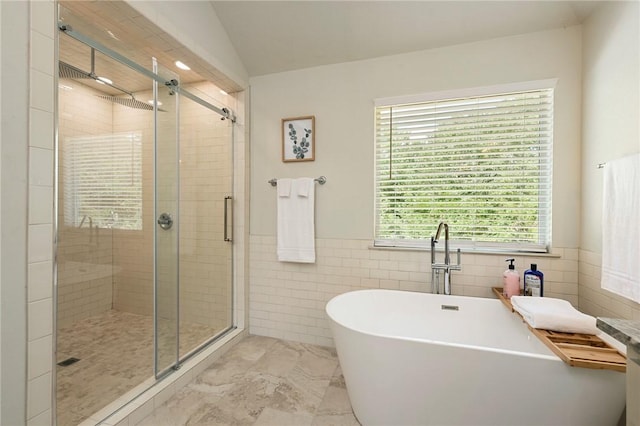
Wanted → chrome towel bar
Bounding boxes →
[268,176,327,186]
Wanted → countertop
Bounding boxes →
[597,317,640,356]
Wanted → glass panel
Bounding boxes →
[56,32,155,424]
[178,85,234,359]
[154,63,180,376]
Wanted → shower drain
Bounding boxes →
[57,357,80,367]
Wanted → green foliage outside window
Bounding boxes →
[375,88,553,250]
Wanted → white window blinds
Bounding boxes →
[63,132,143,230]
[375,87,553,252]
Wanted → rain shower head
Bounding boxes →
[59,61,93,80]
[59,59,162,111]
[96,95,153,110]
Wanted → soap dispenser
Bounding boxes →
[503,258,520,299]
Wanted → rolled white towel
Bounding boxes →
[510,296,598,335]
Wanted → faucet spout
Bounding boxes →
[434,222,450,265]
[434,222,448,243]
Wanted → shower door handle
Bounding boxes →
[157,213,173,230]
[224,196,233,242]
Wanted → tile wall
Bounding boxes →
[109,88,155,317]
[57,81,115,327]
[249,235,579,346]
[109,82,234,333]
[579,249,640,320]
[27,1,55,424]
[178,83,233,329]
[57,78,234,335]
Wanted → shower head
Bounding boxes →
[96,95,153,111]
[59,60,163,111]
[59,61,94,80]
[59,43,169,112]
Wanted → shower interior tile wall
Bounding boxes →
[178,85,233,328]
[112,82,232,329]
[109,87,154,317]
[60,80,233,331]
[57,80,115,327]
[249,236,579,346]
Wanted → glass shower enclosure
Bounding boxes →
[55,8,234,424]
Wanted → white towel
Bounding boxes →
[511,296,598,335]
[277,178,292,197]
[601,153,640,303]
[277,177,316,263]
[297,178,312,197]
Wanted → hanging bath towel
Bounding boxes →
[601,152,640,303]
[277,177,316,263]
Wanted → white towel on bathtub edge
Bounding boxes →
[277,177,315,263]
[510,296,598,335]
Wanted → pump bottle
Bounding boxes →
[503,258,520,299]
[524,263,544,297]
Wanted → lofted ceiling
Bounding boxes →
[57,1,603,94]
[211,1,602,77]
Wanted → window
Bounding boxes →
[63,132,143,230]
[375,83,554,252]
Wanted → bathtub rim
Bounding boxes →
[326,289,565,363]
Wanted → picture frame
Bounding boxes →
[282,116,315,162]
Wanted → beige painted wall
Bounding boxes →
[580,1,640,252]
[250,26,583,247]
[579,1,640,320]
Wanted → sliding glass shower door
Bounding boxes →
[178,89,234,360]
[155,75,235,376]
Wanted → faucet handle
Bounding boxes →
[446,248,462,271]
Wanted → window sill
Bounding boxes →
[368,244,562,258]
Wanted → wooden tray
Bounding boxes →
[492,287,626,372]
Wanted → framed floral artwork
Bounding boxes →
[282,116,315,162]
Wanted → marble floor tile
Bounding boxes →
[318,384,352,413]
[141,335,360,426]
[254,407,314,426]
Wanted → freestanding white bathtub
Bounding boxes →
[326,289,626,426]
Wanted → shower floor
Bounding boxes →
[56,309,220,426]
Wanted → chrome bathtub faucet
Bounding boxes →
[430,222,461,295]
